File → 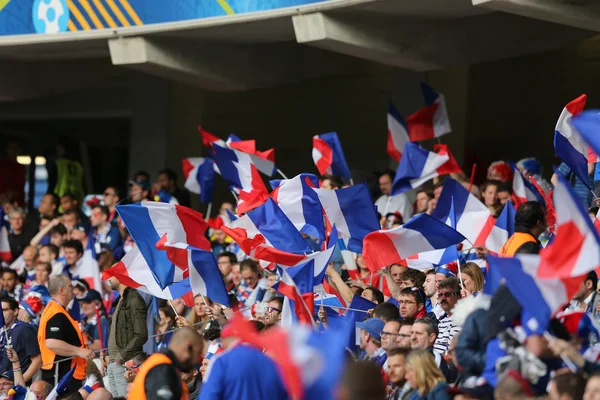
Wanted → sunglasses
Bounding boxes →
[266,306,281,313]
[438,291,460,298]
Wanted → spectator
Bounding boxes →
[415,188,434,214]
[79,290,109,352]
[156,169,190,207]
[1,268,23,302]
[400,269,426,290]
[386,348,413,400]
[62,240,88,281]
[480,180,502,217]
[584,372,600,400]
[374,170,413,221]
[38,193,60,220]
[549,372,586,400]
[434,277,462,356]
[49,224,68,250]
[30,380,53,399]
[32,261,52,286]
[262,297,283,328]
[362,286,384,305]
[236,259,262,308]
[384,263,408,302]
[60,193,87,223]
[423,269,439,313]
[39,244,60,273]
[497,182,512,206]
[373,303,400,322]
[499,201,546,256]
[396,319,414,349]
[186,294,213,332]
[358,318,387,367]
[211,229,236,257]
[38,275,93,392]
[567,271,599,315]
[8,209,35,261]
[405,350,450,400]
[130,328,203,399]
[129,179,151,203]
[381,320,401,353]
[320,175,343,190]
[101,186,120,225]
[552,161,593,207]
[18,245,37,284]
[337,360,386,400]
[217,252,237,293]
[399,287,427,320]
[156,306,176,351]
[411,318,451,380]
[458,262,485,297]
[104,274,148,398]
[0,296,41,384]
[90,205,121,253]
[61,210,79,232]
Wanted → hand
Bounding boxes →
[596,300,600,314]
[78,348,95,361]
[367,308,374,317]
[460,289,471,298]
[175,316,192,328]
[6,348,18,364]
[325,264,336,277]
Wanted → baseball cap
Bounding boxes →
[129,180,151,191]
[356,318,385,341]
[0,370,14,382]
[79,289,102,303]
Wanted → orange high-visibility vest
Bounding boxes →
[38,300,88,380]
[128,353,189,400]
[499,232,538,257]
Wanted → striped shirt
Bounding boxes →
[433,313,460,356]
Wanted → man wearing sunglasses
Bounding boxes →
[262,297,284,328]
[101,186,120,226]
[434,277,462,357]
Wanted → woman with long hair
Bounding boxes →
[480,180,502,217]
[156,305,176,350]
[459,262,485,297]
[187,294,213,330]
[406,350,451,400]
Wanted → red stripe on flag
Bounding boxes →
[473,215,497,248]
[407,103,439,142]
[313,137,333,175]
[537,221,587,278]
[198,126,221,149]
[181,158,195,179]
[102,261,142,289]
[564,94,587,116]
[175,205,211,251]
[362,231,403,273]
[386,131,402,162]
[434,144,463,175]
[278,281,314,325]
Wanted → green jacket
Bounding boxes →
[109,288,148,362]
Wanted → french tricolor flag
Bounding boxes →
[594,208,600,234]
[312,132,352,179]
[536,174,600,278]
[157,240,231,306]
[486,254,583,333]
[0,225,11,263]
[391,142,459,195]
[432,178,496,246]
[221,198,311,256]
[312,183,380,253]
[407,83,452,142]
[102,247,194,306]
[199,126,226,150]
[182,157,216,204]
[270,174,325,241]
[511,164,543,207]
[554,94,592,189]
[476,201,516,255]
[387,103,410,162]
[116,201,211,289]
[225,134,278,177]
[211,143,269,213]
[362,213,465,272]
[276,266,316,327]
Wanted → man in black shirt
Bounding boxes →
[8,209,35,261]
[0,296,41,384]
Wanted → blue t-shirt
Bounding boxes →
[200,345,288,400]
[0,322,40,380]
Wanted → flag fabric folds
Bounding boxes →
[182,157,216,203]
[312,132,352,179]
[362,213,465,272]
[391,142,454,195]
[407,83,451,141]
[554,94,591,189]
[387,103,410,162]
[116,202,210,289]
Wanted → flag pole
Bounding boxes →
[167,300,179,317]
[199,293,215,321]
[456,257,465,290]
[230,190,239,202]
[206,202,212,219]
[467,164,477,193]
[277,169,289,180]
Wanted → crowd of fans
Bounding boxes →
[1,137,600,400]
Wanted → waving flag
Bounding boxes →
[407,83,451,142]
[182,157,216,203]
[512,164,541,207]
[211,143,269,213]
[554,95,591,189]
[477,201,516,255]
[270,174,325,241]
[221,198,309,253]
[387,103,410,162]
[312,132,352,179]
[117,202,210,289]
[595,208,600,234]
[199,126,225,150]
[313,183,379,253]
[225,134,277,177]
[276,266,316,326]
[391,143,454,195]
[157,240,230,306]
[75,232,102,293]
[487,254,583,333]
[0,225,10,264]
[536,174,600,278]
[102,247,193,306]
[432,178,495,246]
[362,213,465,272]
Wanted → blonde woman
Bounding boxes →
[406,350,451,400]
[459,262,485,297]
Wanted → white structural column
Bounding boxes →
[292,12,441,71]
[472,0,600,32]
